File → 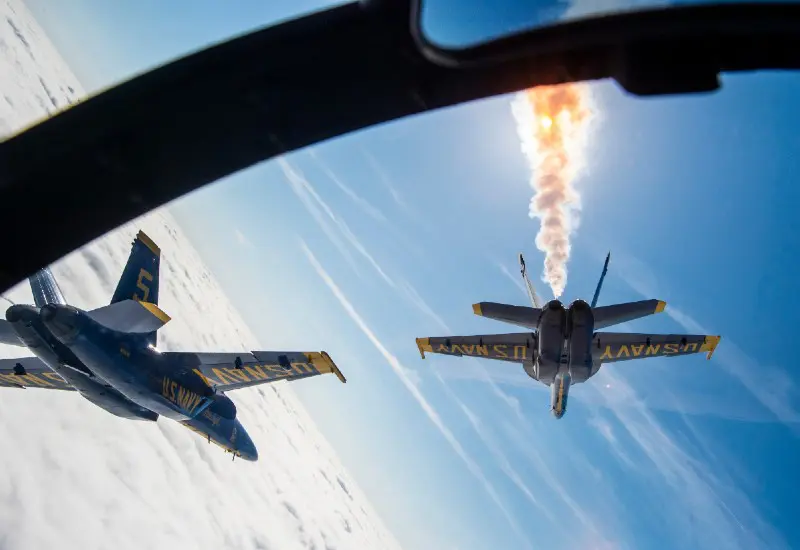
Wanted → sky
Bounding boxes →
[18,0,800,549]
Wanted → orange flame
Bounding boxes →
[511,84,595,298]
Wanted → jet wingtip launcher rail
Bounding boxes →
[416,337,431,359]
[317,351,347,383]
[703,335,722,360]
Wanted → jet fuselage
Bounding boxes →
[37,303,258,460]
[533,298,596,418]
[5,303,158,421]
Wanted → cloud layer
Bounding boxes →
[0,4,402,549]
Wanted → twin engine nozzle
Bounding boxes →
[6,303,81,343]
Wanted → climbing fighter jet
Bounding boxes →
[415,252,720,418]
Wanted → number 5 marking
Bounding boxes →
[134,268,153,302]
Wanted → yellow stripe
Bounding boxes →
[303,351,347,383]
[555,377,565,414]
[321,351,347,383]
[136,230,161,255]
[138,301,171,323]
[700,335,721,360]
[415,337,432,359]
[472,303,483,316]
[655,300,667,313]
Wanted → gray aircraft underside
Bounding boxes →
[0,231,346,461]
[415,252,721,418]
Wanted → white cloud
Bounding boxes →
[0,205,404,550]
[277,162,566,534]
[300,239,533,550]
[0,4,402,549]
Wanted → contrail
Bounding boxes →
[511,84,595,298]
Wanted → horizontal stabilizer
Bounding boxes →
[87,299,171,334]
[472,302,542,330]
[593,332,721,363]
[0,320,23,347]
[593,299,666,329]
[416,332,534,363]
[0,356,75,390]
[163,349,346,392]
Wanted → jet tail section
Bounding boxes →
[87,299,171,334]
[593,299,666,329]
[29,267,66,308]
[111,230,161,346]
[472,302,541,330]
[590,252,610,308]
[519,254,542,308]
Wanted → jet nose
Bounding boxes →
[236,429,259,462]
[552,408,565,419]
[40,304,81,343]
[240,438,258,462]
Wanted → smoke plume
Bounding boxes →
[511,84,595,298]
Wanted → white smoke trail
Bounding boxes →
[511,85,595,298]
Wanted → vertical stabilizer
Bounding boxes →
[519,254,542,308]
[590,252,611,308]
[29,267,66,308]
[111,230,161,346]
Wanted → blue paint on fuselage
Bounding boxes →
[63,325,203,422]
[5,303,157,421]
[39,303,258,460]
[185,410,258,461]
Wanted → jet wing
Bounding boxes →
[162,350,346,392]
[416,333,535,363]
[0,357,75,390]
[87,299,171,333]
[471,302,542,330]
[592,300,666,329]
[592,332,721,363]
[0,320,23,347]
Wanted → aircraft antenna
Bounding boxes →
[519,253,542,308]
[591,252,611,308]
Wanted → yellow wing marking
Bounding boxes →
[700,335,721,360]
[138,301,171,324]
[136,230,161,256]
[303,352,347,383]
[416,337,432,359]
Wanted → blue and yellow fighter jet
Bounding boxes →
[416,252,721,419]
[0,231,346,461]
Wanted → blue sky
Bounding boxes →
[24,0,800,548]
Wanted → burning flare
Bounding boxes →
[511,84,595,298]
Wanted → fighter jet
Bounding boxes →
[415,252,721,419]
[0,231,346,460]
